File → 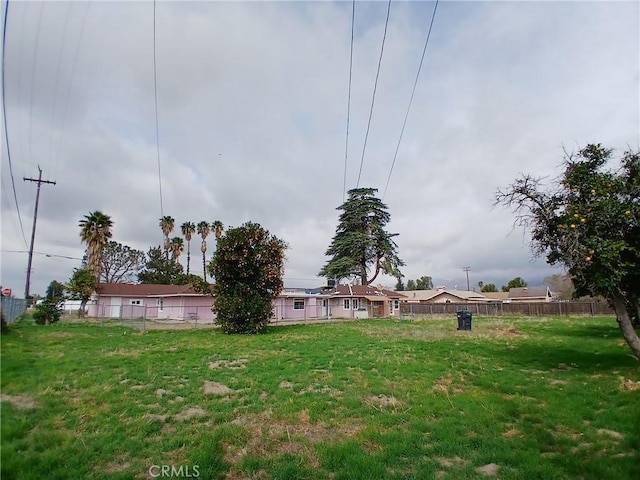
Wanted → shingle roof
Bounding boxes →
[327,284,406,299]
[508,286,551,298]
[95,283,202,297]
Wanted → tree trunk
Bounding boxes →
[611,294,640,361]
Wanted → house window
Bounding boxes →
[394,299,399,310]
[157,298,164,310]
[344,299,350,310]
[293,299,305,310]
[130,299,142,306]
[352,299,359,310]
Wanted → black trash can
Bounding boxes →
[456,310,472,331]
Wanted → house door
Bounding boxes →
[110,297,122,318]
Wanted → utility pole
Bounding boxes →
[463,266,471,291]
[24,166,56,299]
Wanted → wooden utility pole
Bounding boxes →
[23,166,56,299]
[463,266,471,292]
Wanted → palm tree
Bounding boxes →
[159,216,175,259]
[169,236,184,264]
[181,221,196,275]
[79,211,113,281]
[212,220,224,242]
[196,221,210,281]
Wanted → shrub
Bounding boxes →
[33,301,62,325]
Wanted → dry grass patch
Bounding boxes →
[226,408,362,469]
[0,393,37,409]
[364,394,403,412]
[476,463,499,477]
[203,381,237,396]
[208,359,248,370]
[174,406,207,421]
[432,373,466,395]
[436,456,467,468]
[619,378,640,391]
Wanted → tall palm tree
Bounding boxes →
[181,221,196,275]
[196,221,210,281]
[169,236,184,264]
[212,220,224,242]
[79,211,113,281]
[159,216,175,258]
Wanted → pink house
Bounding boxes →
[87,283,216,323]
[88,283,406,323]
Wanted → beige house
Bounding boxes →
[507,286,553,302]
[400,288,489,304]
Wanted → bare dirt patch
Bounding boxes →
[597,429,624,440]
[203,381,237,396]
[156,388,173,398]
[174,406,207,421]
[476,463,499,476]
[436,456,467,468]
[143,413,168,423]
[208,359,248,370]
[100,461,130,474]
[0,393,37,409]
[279,381,294,389]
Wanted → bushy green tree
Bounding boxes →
[416,276,433,290]
[496,144,640,360]
[405,279,417,291]
[138,246,185,284]
[481,283,498,293]
[319,188,404,285]
[46,280,65,301]
[502,277,527,292]
[33,300,62,325]
[210,222,287,334]
[67,268,97,317]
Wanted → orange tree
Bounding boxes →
[209,222,287,334]
[496,144,640,361]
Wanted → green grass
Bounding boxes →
[1,315,638,479]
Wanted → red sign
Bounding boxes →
[2,288,11,297]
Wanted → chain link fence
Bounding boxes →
[1,297,28,325]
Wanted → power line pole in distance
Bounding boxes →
[463,266,471,291]
[23,166,56,299]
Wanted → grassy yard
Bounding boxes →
[1,315,638,480]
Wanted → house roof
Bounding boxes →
[95,283,205,297]
[482,292,510,301]
[508,286,551,299]
[327,284,406,300]
[399,289,489,302]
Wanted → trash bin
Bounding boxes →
[456,310,472,331]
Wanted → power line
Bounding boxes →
[356,0,392,188]
[342,0,355,203]
[382,0,439,200]
[2,0,28,248]
[153,0,164,219]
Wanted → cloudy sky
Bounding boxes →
[1,0,638,297]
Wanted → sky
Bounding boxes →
[1,0,638,298]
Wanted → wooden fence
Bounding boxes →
[400,301,613,317]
